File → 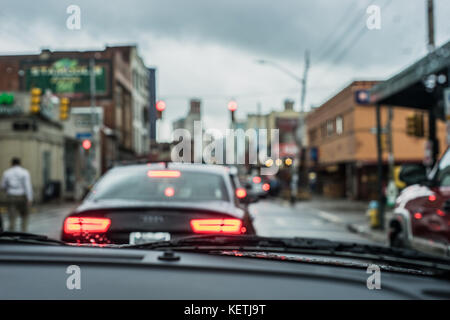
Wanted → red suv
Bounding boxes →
[389,148,450,249]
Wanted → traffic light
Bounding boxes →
[228,100,237,122]
[59,97,70,121]
[406,113,425,137]
[30,88,42,114]
[82,139,92,151]
[415,113,424,137]
[156,100,166,119]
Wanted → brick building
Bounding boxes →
[305,81,447,200]
[0,45,148,173]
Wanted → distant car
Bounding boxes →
[61,163,256,244]
[246,175,270,198]
[389,148,450,248]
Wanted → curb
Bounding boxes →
[347,223,387,244]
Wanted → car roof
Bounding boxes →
[111,162,232,175]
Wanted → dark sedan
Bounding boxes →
[61,163,256,244]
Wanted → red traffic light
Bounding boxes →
[82,139,92,150]
[227,100,237,112]
[156,100,166,112]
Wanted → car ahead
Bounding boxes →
[389,148,450,250]
[246,175,270,198]
[61,163,256,244]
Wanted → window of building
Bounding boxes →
[336,116,343,135]
[320,123,327,139]
[326,119,334,136]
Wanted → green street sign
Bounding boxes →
[0,93,14,105]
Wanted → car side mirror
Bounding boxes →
[443,199,450,213]
[399,164,428,186]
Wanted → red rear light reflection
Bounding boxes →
[436,209,445,217]
[190,219,243,234]
[262,183,270,192]
[147,170,181,178]
[413,212,423,220]
[235,188,247,199]
[164,187,175,197]
[64,217,111,234]
[253,176,261,184]
[428,194,437,202]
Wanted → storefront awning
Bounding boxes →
[370,41,450,111]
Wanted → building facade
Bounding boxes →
[0,45,151,201]
[305,81,447,200]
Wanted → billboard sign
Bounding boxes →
[23,58,109,98]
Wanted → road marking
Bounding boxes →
[317,210,343,224]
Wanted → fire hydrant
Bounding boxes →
[367,200,380,229]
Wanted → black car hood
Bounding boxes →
[75,199,244,217]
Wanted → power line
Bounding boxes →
[314,0,373,63]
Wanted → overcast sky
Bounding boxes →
[1,0,450,140]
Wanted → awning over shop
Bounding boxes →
[370,41,450,111]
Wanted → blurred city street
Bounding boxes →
[14,197,379,245]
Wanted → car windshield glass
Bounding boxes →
[2,0,450,284]
[88,168,229,202]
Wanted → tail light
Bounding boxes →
[253,176,261,184]
[190,218,244,234]
[235,188,247,199]
[147,170,181,178]
[436,209,446,217]
[262,183,270,192]
[64,217,111,234]
[413,212,423,220]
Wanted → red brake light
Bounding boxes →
[262,183,270,192]
[428,194,437,202]
[64,217,111,234]
[413,212,423,220]
[253,176,261,184]
[164,187,175,197]
[190,219,244,234]
[436,209,445,217]
[235,188,247,199]
[147,170,181,178]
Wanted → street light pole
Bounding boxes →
[256,51,310,200]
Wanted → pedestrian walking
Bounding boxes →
[0,157,33,232]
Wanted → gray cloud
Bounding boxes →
[1,0,450,138]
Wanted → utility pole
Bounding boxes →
[89,58,97,184]
[300,50,310,112]
[427,0,435,52]
[426,0,439,167]
[297,50,310,197]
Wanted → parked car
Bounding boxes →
[389,148,450,249]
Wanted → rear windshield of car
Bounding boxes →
[88,167,230,202]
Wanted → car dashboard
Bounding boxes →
[0,244,449,299]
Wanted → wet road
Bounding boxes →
[250,199,375,244]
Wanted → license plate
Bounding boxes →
[129,232,171,245]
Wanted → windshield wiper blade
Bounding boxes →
[0,231,66,245]
[124,234,450,271]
